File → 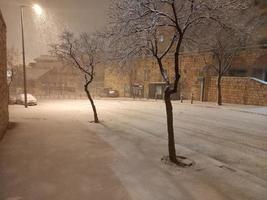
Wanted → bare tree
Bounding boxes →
[50,31,101,123]
[202,29,251,105]
[200,5,259,105]
[107,0,254,165]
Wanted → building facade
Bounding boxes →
[104,47,267,106]
[103,1,267,106]
[10,55,105,99]
[0,9,8,139]
[9,51,267,106]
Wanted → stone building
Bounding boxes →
[9,55,55,96]
[0,9,8,139]
[10,55,105,99]
[103,2,267,106]
[189,49,267,106]
[104,47,267,105]
[26,55,85,98]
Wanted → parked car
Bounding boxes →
[9,96,17,105]
[100,88,119,98]
[107,90,119,98]
[16,94,37,106]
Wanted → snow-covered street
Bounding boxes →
[1,99,267,200]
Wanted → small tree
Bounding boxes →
[107,0,254,165]
[203,28,247,105]
[200,7,259,105]
[51,31,101,123]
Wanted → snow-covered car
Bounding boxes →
[9,96,17,105]
[100,88,119,98]
[16,94,37,106]
[108,90,119,98]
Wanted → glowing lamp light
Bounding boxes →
[32,4,43,16]
[159,35,164,42]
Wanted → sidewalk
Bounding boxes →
[0,105,131,200]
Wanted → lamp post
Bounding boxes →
[20,4,43,108]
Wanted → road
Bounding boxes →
[1,99,267,200]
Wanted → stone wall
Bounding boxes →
[0,10,8,139]
[104,48,267,106]
[204,76,267,106]
[104,54,208,99]
[104,58,169,98]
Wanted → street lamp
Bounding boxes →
[159,35,164,43]
[32,4,43,16]
[20,4,43,108]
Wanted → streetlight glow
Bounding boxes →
[32,4,43,16]
[159,35,164,42]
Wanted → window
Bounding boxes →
[229,69,247,77]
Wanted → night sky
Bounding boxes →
[0,0,110,63]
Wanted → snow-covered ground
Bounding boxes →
[1,99,266,200]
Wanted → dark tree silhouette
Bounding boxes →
[51,31,101,123]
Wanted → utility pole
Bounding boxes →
[20,6,28,108]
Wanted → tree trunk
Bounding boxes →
[217,75,222,106]
[156,53,179,164]
[84,84,99,123]
[164,88,177,163]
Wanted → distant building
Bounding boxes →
[0,9,8,139]
[10,55,105,99]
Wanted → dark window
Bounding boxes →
[229,69,247,77]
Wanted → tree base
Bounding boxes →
[161,155,194,168]
[89,120,101,124]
